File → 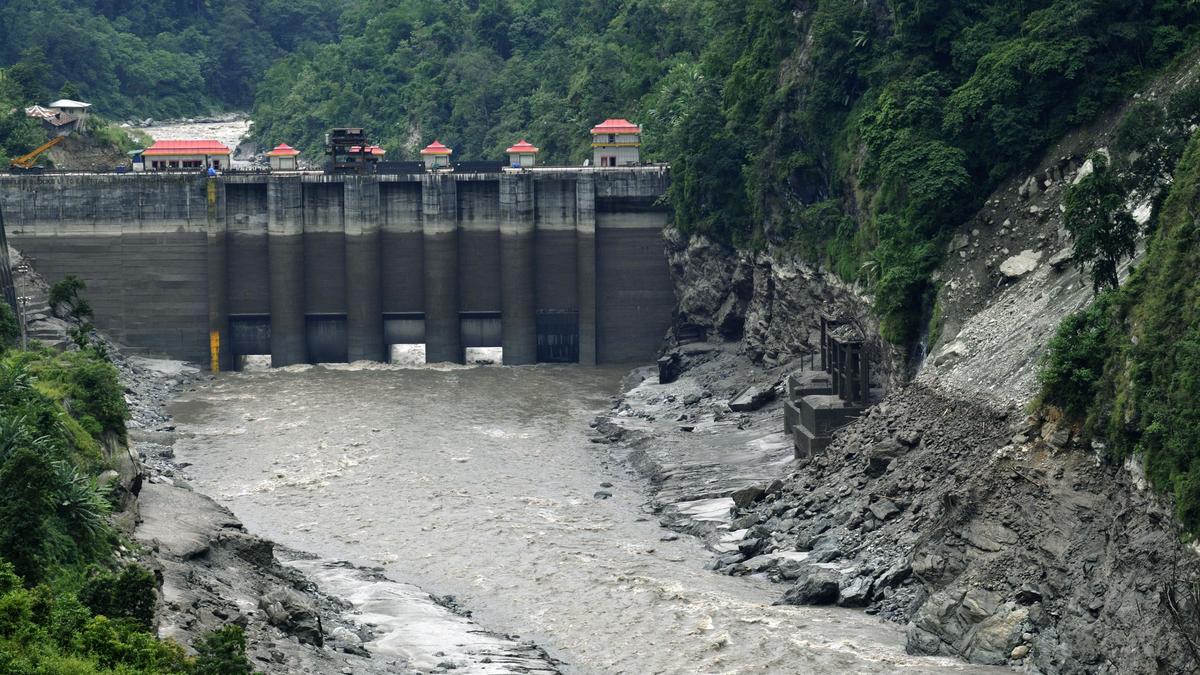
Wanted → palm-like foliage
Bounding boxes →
[0,413,56,464]
[52,460,112,542]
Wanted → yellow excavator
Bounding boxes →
[10,136,64,173]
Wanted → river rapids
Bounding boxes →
[168,363,993,674]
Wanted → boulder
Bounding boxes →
[874,559,912,589]
[1047,247,1073,270]
[781,569,840,606]
[728,384,776,412]
[838,576,873,607]
[713,293,748,340]
[731,486,765,509]
[963,605,1028,665]
[932,340,968,367]
[864,438,908,478]
[258,588,324,647]
[999,250,1042,279]
[657,353,682,384]
[868,498,901,521]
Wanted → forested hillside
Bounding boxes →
[2,0,1199,344]
[249,0,1200,343]
[0,0,343,116]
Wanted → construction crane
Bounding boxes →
[10,136,64,172]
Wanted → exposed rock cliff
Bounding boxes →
[665,228,903,385]
[635,56,1200,675]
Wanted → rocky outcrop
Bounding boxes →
[135,482,395,672]
[663,228,899,380]
[606,356,1200,673]
[638,55,1200,673]
[923,59,1200,405]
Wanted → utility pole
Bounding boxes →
[16,295,28,350]
[13,261,30,351]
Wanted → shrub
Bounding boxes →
[79,565,156,632]
[1038,293,1117,421]
[78,615,190,672]
[1064,153,1140,292]
[48,275,91,322]
[58,352,128,440]
[0,447,62,583]
[0,350,125,581]
[0,301,18,351]
[1168,77,1200,125]
[193,625,253,675]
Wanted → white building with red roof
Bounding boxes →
[505,140,539,168]
[420,140,453,170]
[266,143,300,171]
[590,119,641,167]
[141,139,231,171]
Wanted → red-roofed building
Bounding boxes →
[266,143,300,170]
[505,140,539,168]
[591,119,641,167]
[420,140,453,170]
[141,139,231,171]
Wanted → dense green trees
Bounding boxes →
[0,347,253,672]
[0,0,343,117]
[246,0,1200,343]
[3,1,1198,344]
[1,278,248,671]
[1063,154,1140,292]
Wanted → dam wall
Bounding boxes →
[0,169,672,367]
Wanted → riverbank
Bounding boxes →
[115,355,406,673]
[8,243,560,673]
[597,344,1200,673]
[162,360,997,674]
[121,357,562,674]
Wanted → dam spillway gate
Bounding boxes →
[0,168,673,367]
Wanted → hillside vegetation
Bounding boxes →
[0,291,250,672]
[0,0,343,117]
[1,1,1198,344]
[1041,126,1200,536]
[247,0,1200,343]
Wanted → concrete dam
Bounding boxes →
[0,168,673,368]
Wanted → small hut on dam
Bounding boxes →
[421,141,453,170]
[506,140,539,168]
[591,119,641,167]
[266,143,300,171]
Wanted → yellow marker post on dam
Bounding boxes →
[210,331,221,373]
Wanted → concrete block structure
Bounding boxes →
[786,314,877,458]
[0,167,673,369]
[421,141,453,170]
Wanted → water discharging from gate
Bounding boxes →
[169,364,991,674]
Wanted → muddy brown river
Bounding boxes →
[169,363,994,674]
